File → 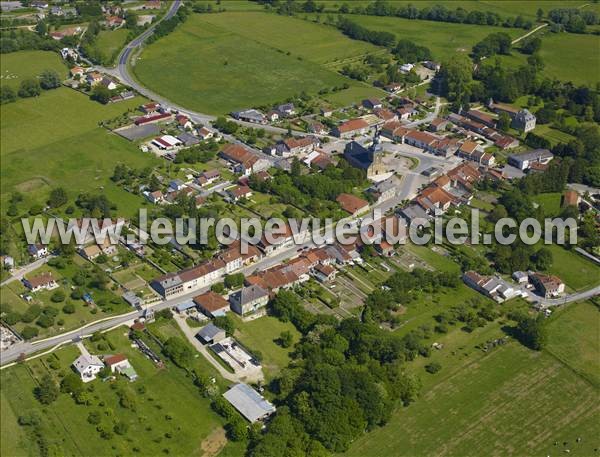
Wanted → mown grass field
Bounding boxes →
[545,245,600,291]
[486,31,600,87]
[133,13,382,114]
[0,50,67,90]
[346,338,600,457]
[532,191,562,217]
[232,314,301,381]
[95,28,130,65]
[546,301,600,387]
[315,1,589,18]
[0,85,158,217]
[336,14,522,60]
[0,329,228,457]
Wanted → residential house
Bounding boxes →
[227,185,252,202]
[373,107,398,123]
[147,190,164,204]
[231,109,267,124]
[276,103,295,117]
[104,354,138,381]
[397,105,416,121]
[362,98,382,110]
[23,272,58,292]
[175,114,193,130]
[28,243,48,259]
[220,144,269,176]
[529,273,565,298]
[367,178,397,204]
[105,15,124,27]
[428,118,450,132]
[229,284,269,315]
[404,130,438,152]
[80,244,102,260]
[375,240,395,257]
[72,354,104,382]
[332,119,370,138]
[385,82,402,93]
[86,71,103,86]
[399,63,414,73]
[151,259,226,298]
[457,140,483,160]
[194,291,230,317]
[512,109,536,132]
[140,102,161,114]
[307,122,327,135]
[336,193,369,217]
[70,66,85,78]
[100,77,117,90]
[199,170,220,186]
[381,122,409,142]
[313,264,337,282]
[423,60,441,71]
[197,127,214,140]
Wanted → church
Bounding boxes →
[343,131,388,179]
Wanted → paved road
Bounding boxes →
[0,256,54,287]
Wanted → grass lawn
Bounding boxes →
[133,13,382,114]
[95,28,130,65]
[0,328,229,457]
[231,314,300,381]
[537,32,600,87]
[338,14,521,60]
[0,50,67,90]
[0,87,158,217]
[545,245,600,291]
[345,340,600,457]
[485,31,600,87]
[532,191,562,217]
[546,300,600,387]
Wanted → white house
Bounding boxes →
[72,354,104,382]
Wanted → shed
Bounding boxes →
[197,323,226,344]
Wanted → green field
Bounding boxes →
[0,329,228,457]
[0,50,67,90]
[232,314,301,380]
[133,12,382,114]
[315,1,589,19]
[546,301,600,387]
[0,85,158,216]
[345,340,600,457]
[532,191,562,217]
[545,245,600,291]
[336,14,522,60]
[533,124,576,146]
[486,31,600,87]
[95,28,130,65]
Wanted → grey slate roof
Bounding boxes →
[231,285,268,306]
[223,383,276,422]
[197,323,224,341]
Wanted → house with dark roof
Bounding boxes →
[229,285,269,316]
[197,323,226,344]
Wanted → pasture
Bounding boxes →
[231,314,301,381]
[545,245,600,292]
[133,13,382,114]
[0,86,158,217]
[95,28,130,65]
[0,50,67,90]
[485,31,600,87]
[0,329,227,457]
[316,1,589,19]
[546,301,600,387]
[345,340,600,457]
[337,14,522,60]
[532,191,562,217]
